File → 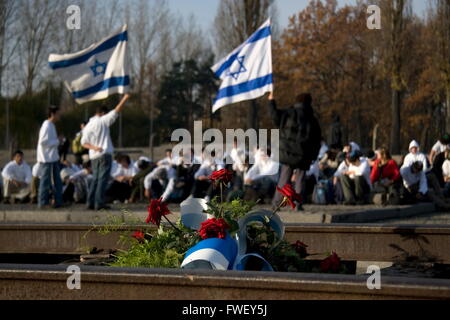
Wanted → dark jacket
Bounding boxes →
[268,99,322,170]
[328,115,344,149]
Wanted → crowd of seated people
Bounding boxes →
[2,133,450,211]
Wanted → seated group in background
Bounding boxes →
[4,132,450,211]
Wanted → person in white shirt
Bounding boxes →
[81,94,129,210]
[68,162,93,204]
[429,134,450,165]
[191,150,225,200]
[403,140,428,170]
[37,106,63,208]
[244,149,279,202]
[157,149,174,166]
[442,154,450,197]
[2,150,32,204]
[107,154,138,203]
[340,151,371,205]
[400,161,428,203]
[144,165,176,202]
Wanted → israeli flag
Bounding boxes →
[181,235,238,270]
[211,18,273,113]
[48,25,129,104]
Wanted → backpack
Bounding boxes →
[312,180,329,205]
[72,134,84,154]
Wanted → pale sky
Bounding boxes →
[168,0,427,30]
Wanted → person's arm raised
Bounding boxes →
[267,92,281,126]
[114,93,130,113]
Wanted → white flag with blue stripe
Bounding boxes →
[211,18,273,113]
[48,25,129,104]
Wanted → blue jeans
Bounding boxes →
[87,154,112,209]
[39,161,63,207]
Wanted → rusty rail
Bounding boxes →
[0,223,450,264]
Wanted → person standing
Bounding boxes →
[37,106,63,209]
[81,94,130,210]
[268,92,322,211]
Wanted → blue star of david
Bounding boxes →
[227,55,247,80]
[90,59,107,77]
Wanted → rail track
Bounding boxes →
[1,223,450,299]
[1,223,449,263]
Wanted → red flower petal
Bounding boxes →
[198,218,230,240]
[146,198,172,227]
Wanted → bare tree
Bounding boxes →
[434,0,450,132]
[0,0,19,97]
[126,0,173,107]
[213,0,278,130]
[378,0,412,154]
[17,0,62,95]
[174,14,211,63]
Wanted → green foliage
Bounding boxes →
[245,221,307,273]
[110,223,201,269]
[205,197,256,235]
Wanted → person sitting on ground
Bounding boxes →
[60,160,82,204]
[400,161,428,204]
[365,150,378,168]
[157,149,174,166]
[370,147,401,205]
[303,160,320,202]
[144,164,177,202]
[107,154,138,203]
[404,140,429,170]
[332,152,351,204]
[244,148,279,203]
[318,138,329,161]
[429,134,450,165]
[30,162,43,204]
[442,152,450,197]
[191,150,225,200]
[431,145,450,188]
[1,150,32,204]
[227,138,247,192]
[174,149,202,201]
[66,161,93,204]
[129,157,155,203]
[340,150,371,205]
[72,122,88,166]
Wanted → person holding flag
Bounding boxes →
[267,91,322,211]
[48,25,131,210]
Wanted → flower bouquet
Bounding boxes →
[110,169,348,274]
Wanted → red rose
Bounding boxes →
[198,218,230,240]
[320,252,341,273]
[209,169,233,185]
[276,184,302,209]
[146,198,171,227]
[132,231,145,241]
[292,241,309,258]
